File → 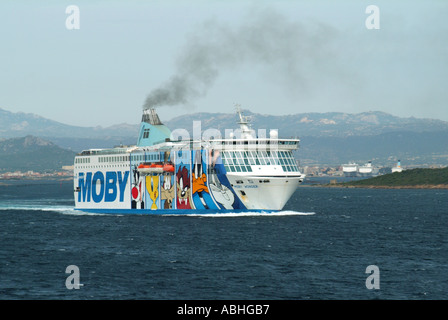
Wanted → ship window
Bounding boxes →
[236,180,243,184]
[241,166,247,172]
[240,191,246,196]
[235,166,241,172]
[143,129,150,139]
[246,166,252,172]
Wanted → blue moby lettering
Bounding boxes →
[92,171,104,203]
[78,171,129,203]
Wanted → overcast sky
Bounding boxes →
[1,0,447,127]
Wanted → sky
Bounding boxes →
[0,0,447,127]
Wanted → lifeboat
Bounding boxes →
[163,163,175,172]
[137,163,164,174]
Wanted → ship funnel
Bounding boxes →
[142,107,163,125]
[137,107,171,147]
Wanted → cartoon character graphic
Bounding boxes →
[208,150,246,210]
[131,165,145,209]
[145,175,159,210]
[161,174,175,209]
[176,165,192,209]
[208,168,235,209]
[192,150,218,209]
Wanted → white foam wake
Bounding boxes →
[0,203,315,217]
[0,204,107,216]
[173,211,316,217]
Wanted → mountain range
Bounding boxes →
[2,107,448,140]
[165,110,448,138]
[1,107,448,171]
[0,135,76,173]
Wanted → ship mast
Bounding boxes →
[235,104,254,139]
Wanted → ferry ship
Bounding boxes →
[342,162,358,177]
[358,161,379,177]
[342,161,378,177]
[391,160,403,173]
[73,107,305,214]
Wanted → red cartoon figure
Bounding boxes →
[176,165,192,209]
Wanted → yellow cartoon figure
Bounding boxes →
[146,175,159,210]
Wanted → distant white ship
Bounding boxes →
[342,161,378,177]
[391,160,403,173]
[358,161,379,176]
[342,162,358,177]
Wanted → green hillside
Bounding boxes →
[0,136,76,173]
[343,167,448,187]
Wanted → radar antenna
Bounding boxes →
[234,103,254,139]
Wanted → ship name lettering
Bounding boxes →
[244,185,258,188]
[78,171,129,203]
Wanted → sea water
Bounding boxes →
[0,180,447,299]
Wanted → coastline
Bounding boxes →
[0,176,72,186]
[304,184,448,189]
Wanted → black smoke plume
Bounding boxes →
[143,8,337,110]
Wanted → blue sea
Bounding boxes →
[0,179,447,300]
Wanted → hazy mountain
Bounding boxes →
[164,109,448,138]
[299,130,448,166]
[0,136,76,173]
[3,107,448,141]
[0,108,139,139]
[1,107,448,167]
